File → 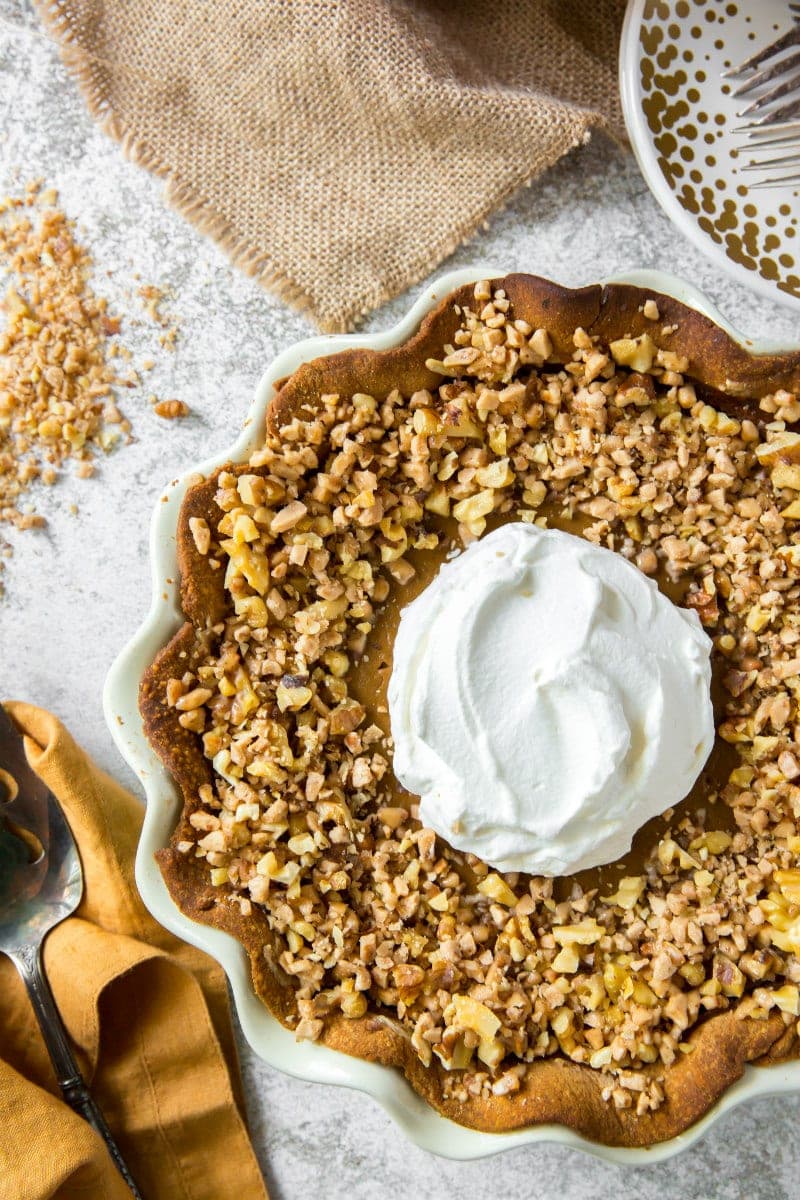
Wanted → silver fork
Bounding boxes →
[725,4,800,188]
[0,706,143,1198]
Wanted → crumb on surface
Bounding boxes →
[0,184,133,538]
[0,183,184,590]
[154,398,190,420]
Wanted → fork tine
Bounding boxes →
[748,174,800,188]
[741,153,800,170]
[737,66,800,116]
[741,135,800,152]
[738,95,800,128]
[733,48,800,97]
[733,118,800,141]
[723,22,800,78]
[744,128,800,150]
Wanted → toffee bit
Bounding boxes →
[153,398,190,420]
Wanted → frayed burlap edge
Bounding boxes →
[34,1,323,320]
[34,0,617,331]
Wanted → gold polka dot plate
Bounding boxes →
[621,0,800,312]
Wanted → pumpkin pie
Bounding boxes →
[140,275,800,1145]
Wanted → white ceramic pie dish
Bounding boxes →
[104,266,800,1163]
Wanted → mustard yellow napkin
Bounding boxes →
[0,702,268,1200]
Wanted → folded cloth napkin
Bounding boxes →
[0,702,268,1200]
[35,0,627,331]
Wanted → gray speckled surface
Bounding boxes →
[2,2,799,1196]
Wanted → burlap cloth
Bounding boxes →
[35,0,627,331]
[0,702,268,1200]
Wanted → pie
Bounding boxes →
[140,274,800,1146]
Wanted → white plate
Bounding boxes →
[620,0,800,312]
[104,266,800,1163]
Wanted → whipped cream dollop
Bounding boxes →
[388,523,714,876]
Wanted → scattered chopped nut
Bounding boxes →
[0,185,133,581]
[0,183,179,594]
[154,399,190,419]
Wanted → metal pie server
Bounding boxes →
[0,706,143,1198]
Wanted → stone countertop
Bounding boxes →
[1,3,798,1197]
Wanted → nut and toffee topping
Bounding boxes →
[164,282,800,1113]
